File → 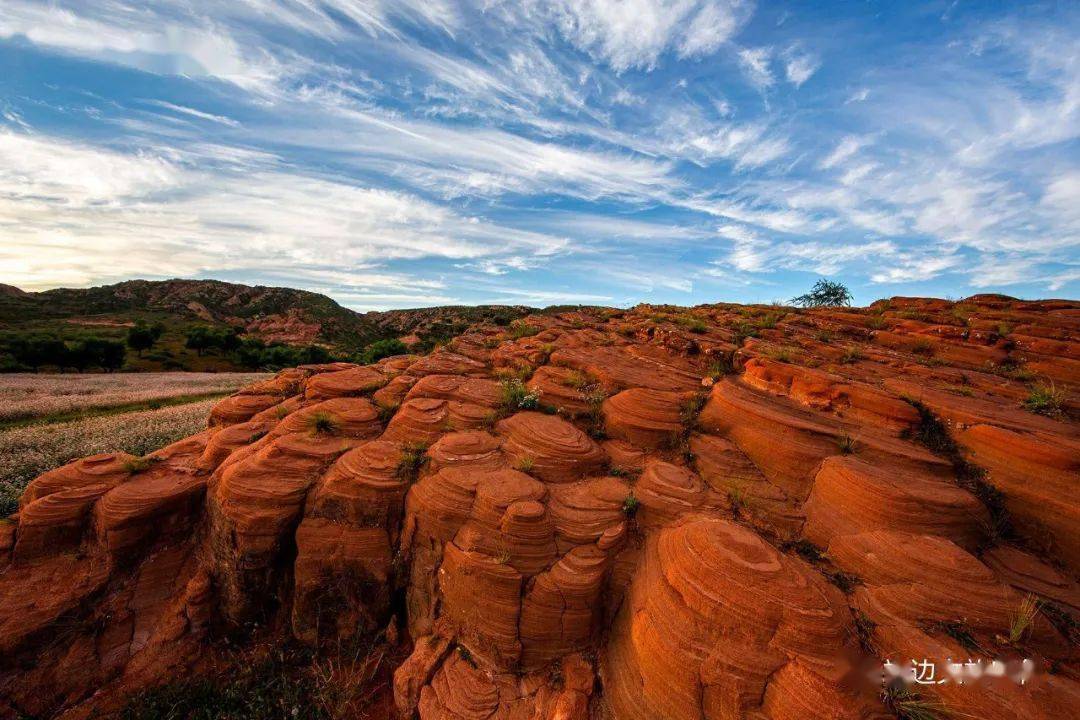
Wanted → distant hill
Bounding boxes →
[0,279,530,371]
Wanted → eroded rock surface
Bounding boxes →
[1,296,1078,719]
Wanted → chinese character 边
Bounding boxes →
[911,658,946,685]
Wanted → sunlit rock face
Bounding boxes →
[1,296,1078,719]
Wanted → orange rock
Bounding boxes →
[303,365,387,400]
[21,452,134,506]
[602,387,686,449]
[426,430,505,472]
[198,419,273,471]
[804,455,989,550]
[291,518,393,643]
[495,412,606,484]
[407,350,488,377]
[956,423,1080,570]
[208,393,281,426]
[308,439,407,530]
[602,517,860,720]
[4,296,1079,720]
[525,365,592,416]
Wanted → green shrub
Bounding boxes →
[357,338,408,364]
[499,378,540,412]
[305,411,340,436]
[1023,382,1064,417]
[790,279,852,308]
[508,321,540,339]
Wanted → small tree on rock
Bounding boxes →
[791,279,853,308]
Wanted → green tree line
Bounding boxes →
[0,322,413,373]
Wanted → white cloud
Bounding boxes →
[818,135,871,169]
[144,100,240,127]
[0,131,572,291]
[543,0,754,71]
[845,88,870,104]
[0,1,284,92]
[737,46,774,88]
[781,46,820,87]
[675,122,790,170]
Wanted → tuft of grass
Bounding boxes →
[621,493,640,518]
[376,403,397,424]
[456,645,476,667]
[515,456,535,474]
[679,393,707,430]
[730,321,758,345]
[910,338,935,356]
[814,330,833,344]
[584,386,608,439]
[274,404,291,420]
[765,346,794,363]
[865,315,888,330]
[755,311,785,330]
[853,611,877,653]
[305,411,341,437]
[123,455,156,474]
[508,321,541,339]
[562,370,589,389]
[839,347,863,364]
[923,620,981,653]
[986,359,1036,382]
[826,570,861,594]
[396,442,429,481]
[676,315,708,334]
[1022,382,1064,417]
[499,378,540,413]
[707,352,736,378]
[728,488,747,518]
[785,539,823,563]
[1008,593,1041,644]
[837,432,857,455]
[882,685,950,720]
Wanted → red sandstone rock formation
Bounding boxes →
[1,296,1077,719]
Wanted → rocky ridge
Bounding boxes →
[0,295,1077,719]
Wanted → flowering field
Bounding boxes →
[0,372,269,516]
[0,399,219,516]
[0,372,268,424]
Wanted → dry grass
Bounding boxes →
[1,399,218,515]
[0,372,267,424]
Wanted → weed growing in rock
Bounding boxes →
[621,493,640,518]
[396,442,429,482]
[508,321,540,339]
[1023,382,1064,417]
[852,611,877,654]
[1008,594,1041,644]
[922,620,981,653]
[882,684,949,720]
[676,315,707,334]
[910,339,935,356]
[839,347,864,364]
[123,455,157,473]
[305,411,341,437]
[499,378,540,413]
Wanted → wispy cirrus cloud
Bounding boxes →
[1,0,1077,304]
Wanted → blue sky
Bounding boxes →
[1,1,1077,309]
